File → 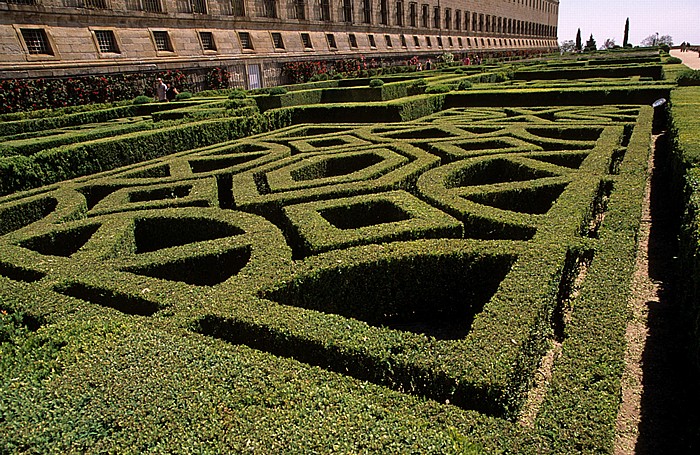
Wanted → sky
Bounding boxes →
[557,0,700,47]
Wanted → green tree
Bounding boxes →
[584,34,597,52]
[623,18,630,47]
[575,28,582,51]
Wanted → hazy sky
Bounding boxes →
[557,0,700,47]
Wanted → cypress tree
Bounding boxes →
[575,28,582,51]
[623,18,630,47]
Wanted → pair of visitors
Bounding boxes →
[155,78,179,102]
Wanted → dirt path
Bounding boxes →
[670,49,700,70]
[615,128,700,453]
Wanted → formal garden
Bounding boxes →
[1,49,699,453]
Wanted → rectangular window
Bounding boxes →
[458,37,462,47]
[320,0,331,21]
[63,0,108,8]
[413,35,420,47]
[258,0,277,17]
[326,33,337,49]
[271,32,284,49]
[94,30,120,53]
[126,0,163,12]
[380,0,388,25]
[198,31,216,51]
[425,36,431,47]
[455,10,461,30]
[432,6,439,28]
[436,36,442,47]
[368,34,376,48]
[342,0,352,22]
[447,36,452,47]
[400,34,407,48]
[384,34,392,48]
[290,0,305,19]
[409,2,417,27]
[21,29,53,55]
[152,31,173,51]
[301,33,313,48]
[395,1,403,26]
[421,4,428,28]
[362,0,371,23]
[348,33,358,48]
[177,0,207,13]
[444,8,451,29]
[3,0,36,4]
[238,31,254,50]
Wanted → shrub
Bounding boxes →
[666,56,683,64]
[457,80,473,90]
[175,92,193,100]
[228,89,248,99]
[425,85,451,94]
[267,87,288,96]
[369,79,385,88]
[677,70,700,86]
[132,96,153,105]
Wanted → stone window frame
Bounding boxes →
[367,34,376,48]
[197,30,218,53]
[300,32,313,50]
[89,27,123,56]
[14,25,61,61]
[325,33,337,50]
[149,29,176,55]
[348,33,358,48]
[270,32,286,51]
[238,31,255,52]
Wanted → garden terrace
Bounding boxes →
[0,59,675,452]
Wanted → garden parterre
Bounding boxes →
[0,71,659,451]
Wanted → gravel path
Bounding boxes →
[670,49,700,69]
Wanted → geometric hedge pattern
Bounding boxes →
[0,104,649,428]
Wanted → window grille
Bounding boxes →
[400,34,407,47]
[413,35,419,47]
[199,31,216,50]
[63,0,108,8]
[21,29,52,55]
[239,32,253,49]
[95,30,119,53]
[126,0,162,12]
[384,35,392,47]
[348,33,358,48]
[152,31,173,51]
[301,33,312,48]
[326,33,336,49]
[271,32,284,49]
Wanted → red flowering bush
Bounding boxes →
[204,67,231,90]
[0,70,191,114]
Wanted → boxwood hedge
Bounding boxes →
[0,65,666,452]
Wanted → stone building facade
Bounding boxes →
[0,0,559,87]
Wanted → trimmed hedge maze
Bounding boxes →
[1,92,655,452]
